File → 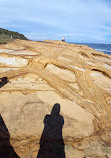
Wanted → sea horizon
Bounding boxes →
[69,42,111,55]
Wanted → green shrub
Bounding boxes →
[0,28,28,44]
[0,34,11,44]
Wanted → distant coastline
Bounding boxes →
[0,28,28,44]
[70,42,111,55]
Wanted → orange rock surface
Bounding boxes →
[0,40,111,158]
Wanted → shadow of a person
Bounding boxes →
[37,103,65,158]
[0,77,9,88]
[0,115,20,158]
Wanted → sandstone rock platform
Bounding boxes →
[0,39,111,158]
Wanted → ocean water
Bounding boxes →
[71,43,111,55]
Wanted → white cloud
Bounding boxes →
[0,0,111,43]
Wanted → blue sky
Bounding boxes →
[0,0,111,43]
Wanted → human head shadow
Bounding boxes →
[0,77,9,88]
[0,115,20,158]
[37,103,65,158]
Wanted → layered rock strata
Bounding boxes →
[0,40,111,158]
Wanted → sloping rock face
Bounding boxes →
[0,39,111,158]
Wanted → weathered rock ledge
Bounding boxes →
[0,40,111,158]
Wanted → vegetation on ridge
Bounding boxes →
[0,28,28,44]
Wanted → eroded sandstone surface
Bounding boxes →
[0,39,111,158]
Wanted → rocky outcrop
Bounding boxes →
[0,39,111,158]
